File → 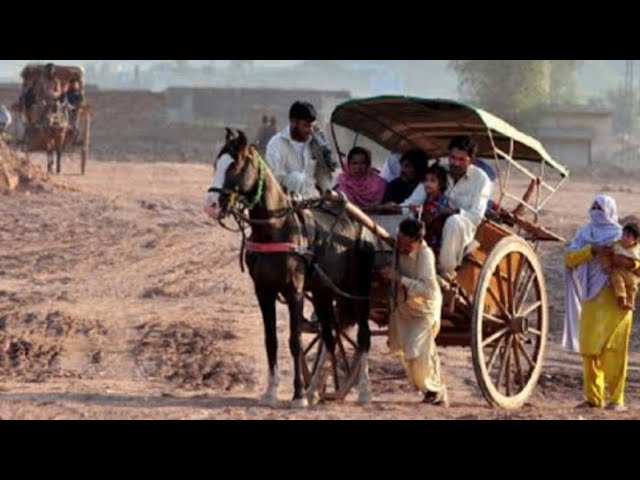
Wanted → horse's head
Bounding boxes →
[205,128,263,219]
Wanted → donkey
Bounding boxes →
[205,129,376,407]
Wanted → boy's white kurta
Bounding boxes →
[388,241,445,393]
[265,126,318,198]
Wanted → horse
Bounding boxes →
[205,129,376,407]
[22,105,69,174]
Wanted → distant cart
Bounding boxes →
[8,64,91,175]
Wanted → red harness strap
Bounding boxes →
[245,241,299,253]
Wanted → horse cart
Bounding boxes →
[7,64,91,175]
[300,96,570,409]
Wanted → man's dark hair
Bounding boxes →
[448,135,478,160]
[623,222,640,240]
[261,115,268,124]
[347,146,372,165]
[399,218,425,240]
[400,148,430,182]
[289,101,316,122]
[425,164,448,193]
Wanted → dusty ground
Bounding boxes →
[1,154,640,420]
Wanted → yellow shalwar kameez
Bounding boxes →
[565,244,640,407]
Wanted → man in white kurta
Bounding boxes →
[438,161,492,276]
[381,218,447,405]
[402,136,493,277]
[265,101,323,198]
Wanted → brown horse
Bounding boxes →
[205,129,376,407]
[22,107,70,174]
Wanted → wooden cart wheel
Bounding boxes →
[471,235,548,409]
[301,321,361,402]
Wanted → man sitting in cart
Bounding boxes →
[63,78,85,134]
[18,75,37,124]
[438,136,492,280]
[371,149,430,213]
[402,136,492,281]
[34,63,63,122]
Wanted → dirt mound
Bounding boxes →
[0,309,108,340]
[0,312,64,382]
[133,322,256,391]
[0,309,109,382]
[0,139,53,194]
[0,336,63,382]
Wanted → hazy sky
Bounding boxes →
[0,60,305,78]
[0,60,629,100]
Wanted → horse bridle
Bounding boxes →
[209,152,324,228]
[209,151,263,210]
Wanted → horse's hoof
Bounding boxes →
[357,392,372,406]
[306,390,321,406]
[258,393,278,407]
[291,398,309,409]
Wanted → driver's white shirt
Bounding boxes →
[265,126,317,198]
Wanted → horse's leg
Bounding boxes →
[256,286,279,407]
[306,288,335,404]
[355,302,373,405]
[284,287,307,408]
[355,249,374,405]
[47,150,53,173]
[56,148,61,174]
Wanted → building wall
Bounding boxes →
[537,109,615,163]
[539,138,591,168]
[166,88,351,132]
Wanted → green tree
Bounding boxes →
[448,60,551,125]
[549,60,583,104]
[448,60,584,126]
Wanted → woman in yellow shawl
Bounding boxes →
[564,194,640,411]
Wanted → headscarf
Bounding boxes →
[336,168,386,208]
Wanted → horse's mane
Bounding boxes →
[246,145,288,199]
